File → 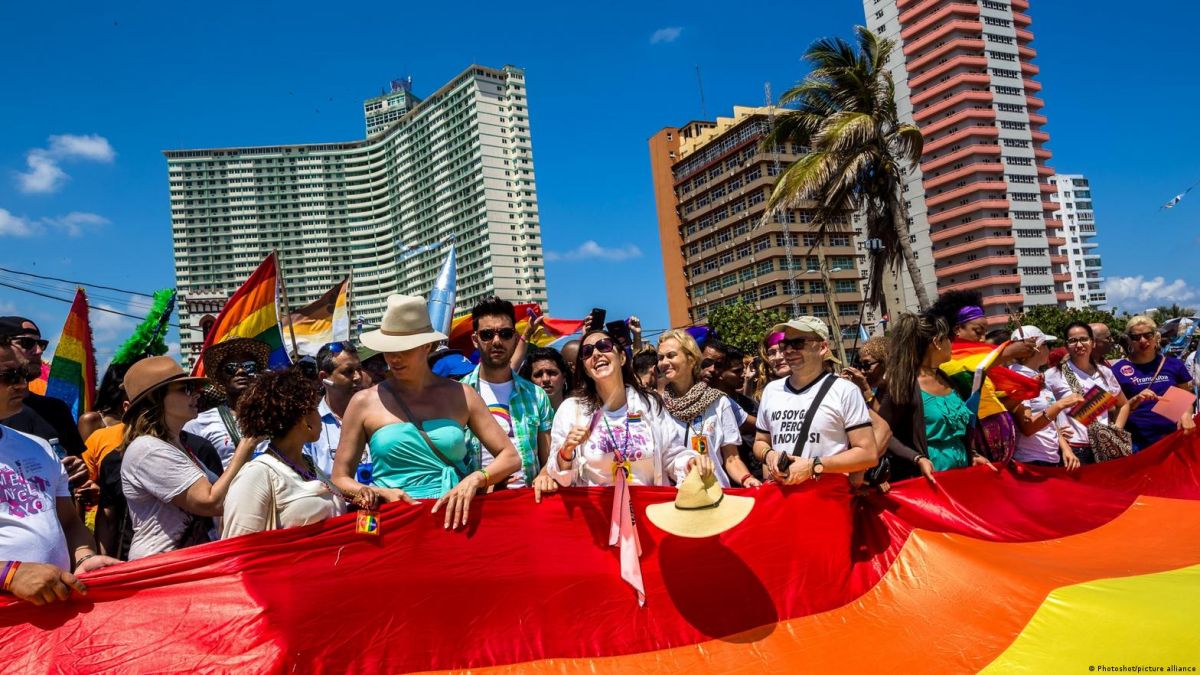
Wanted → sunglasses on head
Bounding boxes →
[780,336,821,351]
[323,341,352,355]
[477,327,516,342]
[10,336,49,351]
[221,360,260,376]
[580,338,616,360]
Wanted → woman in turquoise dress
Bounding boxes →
[332,294,521,530]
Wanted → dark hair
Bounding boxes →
[886,313,950,406]
[572,329,662,413]
[520,347,573,392]
[471,296,516,331]
[632,349,658,375]
[985,328,1011,345]
[704,339,744,367]
[95,362,134,416]
[236,368,321,439]
[316,341,358,375]
[928,290,984,329]
[1062,321,1099,366]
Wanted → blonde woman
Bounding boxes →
[1111,315,1195,451]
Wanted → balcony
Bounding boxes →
[928,198,1011,226]
[939,275,1020,293]
[936,256,1017,279]
[925,181,1009,208]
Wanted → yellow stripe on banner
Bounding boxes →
[982,564,1200,673]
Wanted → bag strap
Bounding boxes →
[387,383,468,480]
[1152,354,1167,384]
[1059,362,1085,396]
[217,405,242,446]
[792,374,837,457]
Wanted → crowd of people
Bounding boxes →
[2,286,1197,606]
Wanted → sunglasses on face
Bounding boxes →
[10,337,49,351]
[169,382,200,396]
[1066,337,1092,345]
[477,328,516,342]
[1129,332,1156,343]
[221,360,260,376]
[781,336,821,352]
[858,359,880,369]
[0,366,31,386]
[580,338,616,360]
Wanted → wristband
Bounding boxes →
[738,473,753,485]
[2,561,19,592]
[480,469,490,487]
[75,553,96,569]
[558,447,576,463]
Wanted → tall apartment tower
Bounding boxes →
[168,64,547,363]
[864,0,1072,322]
[364,77,421,137]
[1048,173,1105,308]
[649,106,872,339]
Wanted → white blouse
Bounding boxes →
[223,453,347,537]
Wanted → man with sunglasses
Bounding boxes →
[303,341,367,475]
[461,297,552,489]
[183,337,271,468]
[751,317,880,484]
[0,318,85,459]
[0,339,120,605]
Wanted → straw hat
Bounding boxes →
[646,466,755,538]
[201,337,271,376]
[360,294,447,353]
[122,356,207,420]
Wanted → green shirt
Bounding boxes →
[462,367,554,486]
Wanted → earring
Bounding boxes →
[305,423,313,431]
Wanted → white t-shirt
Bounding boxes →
[1044,361,1121,446]
[183,408,236,468]
[122,435,220,561]
[0,425,71,569]
[667,396,742,487]
[477,378,524,488]
[755,374,872,458]
[223,453,346,537]
[1011,363,1063,464]
[548,387,698,487]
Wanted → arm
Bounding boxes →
[720,444,759,487]
[77,412,104,445]
[171,435,258,517]
[536,430,551,470]
[330,391,377,497]
[628,316,643,353]
[56,497,118,572]
[510,314,543,371]
[221,463,274,537]
[433,386,523,529]
[782,426,879,484]
[1009,395,1081,437]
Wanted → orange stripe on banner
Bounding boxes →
[454,496,1200,674]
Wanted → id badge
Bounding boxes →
[356,509,381,536]
[691,435,708,455]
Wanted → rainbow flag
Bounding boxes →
[193,253,288,376]
[44,288,97,420]
[446,303,584,355]
[941,339,1041,419]
[284,276,350,357]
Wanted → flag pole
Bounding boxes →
[274,249,301,359]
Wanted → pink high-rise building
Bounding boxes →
[864,0,1072,322]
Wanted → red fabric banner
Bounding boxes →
[3,433,1200,672]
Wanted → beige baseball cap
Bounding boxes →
[770,316,831,340]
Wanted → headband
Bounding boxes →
[956,306,985,325]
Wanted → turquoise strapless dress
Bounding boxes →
[369,420,469,499]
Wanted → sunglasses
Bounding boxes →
[169,382,200,396]
[580,338,617,360]
[1066,337,1092,345]
[0,366,31,386]
[781,336,821,351]
[858,359,880,369]
[221,360,260,376]
[323,341,352,355]
[1128,332,1156,343]
[477,328,516,342]
[10,336,49,351]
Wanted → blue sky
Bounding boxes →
[1,0,1199,363]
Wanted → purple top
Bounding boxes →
[1112,355,1193,450]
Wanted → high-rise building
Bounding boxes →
[1048,173,1105,308]
[649,106,872,339]
[168,64,546,363]
[864,0,1072,322]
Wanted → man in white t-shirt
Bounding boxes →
[751,317,880,484]
[461,297,553,489]
[0,340,118,605]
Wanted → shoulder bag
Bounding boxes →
[387,383,468,481]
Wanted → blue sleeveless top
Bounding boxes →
[369,419,469,499]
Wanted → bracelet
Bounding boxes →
[480,468,490,487]
[75,553,96,569]
[2,561,20,592]
[558,447,576,463]
[738,473,753,485]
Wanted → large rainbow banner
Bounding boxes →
[3,434,1200,671]
[192,253,288,376]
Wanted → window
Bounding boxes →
[803,233,819,246]
[1007,174,1036,183]
[1018,248,1046,256]
[1020,267,1050,275]
[1009,192,1040,202]
[1015,228,1043,237]
[838,303,859,317]
[983,16,1012,27]
[829,234,850,246]
[995,86,1023,97]
[757,260,774,276]
[988,50,1017,62]
[997,103,1026,113]
[1005,156,1033,166]
[809,281,826,294]
[1002,138,1031,148]
[1026,285,1053,295]
[811,304,829,318]
[835,279,857,294]
[739,267,755,282]
[1012,211,1042,221]
[985,33,1014,45]
[760,283,778,299]
[990,67,1021,79]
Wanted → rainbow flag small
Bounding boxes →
[940,339,1041,420]
[44,288,97,420]
[284,276,350,357]
[446,303,585,355]
[193,253,288,376]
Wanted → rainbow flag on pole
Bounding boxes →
[284,276,350,357]
[193,253,288,376]
[44,288,97,420]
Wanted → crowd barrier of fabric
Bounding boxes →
[4,433,1200,673]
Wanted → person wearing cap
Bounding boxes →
[331,294,522,530]
[301,341,367,476]
[0,316,86,459]
[182,337,270,469]
[1008,326,1084,469]
[120,357,263,560]
[428,347,475,381]
[749,317,879,484]
[460,297,553,490]
[0,339,120,605]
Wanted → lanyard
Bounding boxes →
[600,412,632,478]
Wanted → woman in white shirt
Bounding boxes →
[655,329,759,488]
[532,329,713,495]
[225,368,375,536]
[1008,326,1082,469]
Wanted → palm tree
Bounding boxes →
[1152,304,1197,322]
[761,26,929,310]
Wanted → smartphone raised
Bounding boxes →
[606,319,632,348]
[588,307,607,332]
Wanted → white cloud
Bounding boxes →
[545,240,643,262]
[1105,275,1200,311]
[45,211,109,237]
[650,26,683,44]
[0,208,36,237]
[15,134,115,194]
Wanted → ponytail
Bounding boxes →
[885,312,949,406]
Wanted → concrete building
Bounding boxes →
[1048,173,1105,308]
[649,106,873,341]
[167,64,547,363]
[864,0,1072,323]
